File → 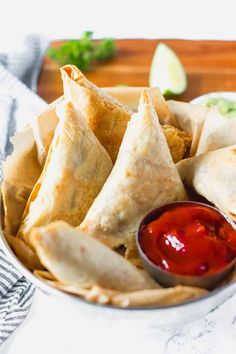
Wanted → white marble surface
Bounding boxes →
[1,288,236,354]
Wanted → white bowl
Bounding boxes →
[190,91,236,105]
[2,201,236,330]
[2,91,236,329]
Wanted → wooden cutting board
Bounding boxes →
[38,39,236,103]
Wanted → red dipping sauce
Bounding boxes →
[139,204,236,276]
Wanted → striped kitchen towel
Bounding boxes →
[0,250,35,342]
[0,34,48,344]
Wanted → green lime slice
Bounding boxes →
[149,43,187,95]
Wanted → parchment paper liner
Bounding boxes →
[196,107,236,155]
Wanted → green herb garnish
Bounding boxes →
[47,31,117,71]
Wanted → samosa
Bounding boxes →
[80,90,187,253]
[1,98,65,236]
[17,100,112,243]
[61,65,131,162]
[177,145,236,220]
[30,221,158,292]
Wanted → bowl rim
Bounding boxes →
[1,210,236,312]
[190,91,236,105]
[1,91,236,312]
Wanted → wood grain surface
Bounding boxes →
[38,39,236,103]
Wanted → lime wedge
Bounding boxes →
[149,43,187,95]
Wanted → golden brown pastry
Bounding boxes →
[61,65,131,162]
[162,124,192,163]
[31,86,178,166]
[80,89,187,254]
[17,100,112,243]
[30,221,158,292]
[1,97,68,237]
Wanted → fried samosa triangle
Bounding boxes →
[1,99,62,236]
[30,221,158,292]
[80,90,187,253]
[177,145,236,220]
[17,100,113,243]
[61,64,131,163]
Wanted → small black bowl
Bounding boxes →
[136,201,236,290]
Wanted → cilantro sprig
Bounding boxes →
[47,31,117,71]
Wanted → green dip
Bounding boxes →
[205,97,236,118]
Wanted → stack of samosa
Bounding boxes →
[2,64,236,308]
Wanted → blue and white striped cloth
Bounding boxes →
[0,250,35,342]
[0,35,48,344]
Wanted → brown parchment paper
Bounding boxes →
[196,107,236,155]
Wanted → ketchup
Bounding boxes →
[139,205,236,276]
